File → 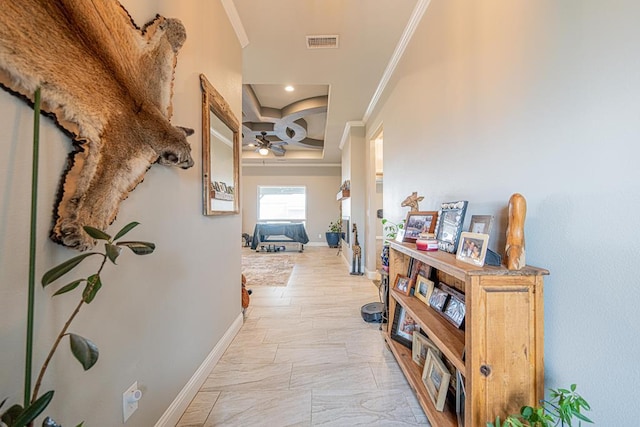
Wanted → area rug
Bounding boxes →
[241,251,296,286]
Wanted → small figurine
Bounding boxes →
[401,192,424,212]
[505,193,526,270]
[350,223,363,275]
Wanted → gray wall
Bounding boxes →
[242,166,341,244]
[0,1,242,425]
[367,0,639,424]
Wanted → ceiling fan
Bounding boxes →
[252,131,287,156]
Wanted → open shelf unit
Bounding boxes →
[385,241,548,426]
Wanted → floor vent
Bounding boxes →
[306,35,339,49]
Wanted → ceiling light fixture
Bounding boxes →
[285,85,294,92]
[258,147,269,156]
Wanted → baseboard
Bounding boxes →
[154,312,243,427]
[366,269,380,280]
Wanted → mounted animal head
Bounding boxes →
[0,0,193,250]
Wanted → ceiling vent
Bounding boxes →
[306,35,339,49]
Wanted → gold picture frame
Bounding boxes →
[422,348,451,411]
[414,274,434,306]
[412,333,441,367]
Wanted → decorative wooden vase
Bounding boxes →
[506,193,527,270]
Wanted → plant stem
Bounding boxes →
[24,87,41,407]
[31,254,107,403]
[31,299,84,404]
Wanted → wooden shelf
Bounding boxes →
[384,335,458,427]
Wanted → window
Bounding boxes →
[257,186,306,222]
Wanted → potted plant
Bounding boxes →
[325,220,343,248]
[488,384,593,427]
[380,218,404,270]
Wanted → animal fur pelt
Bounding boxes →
[0,0,193,250]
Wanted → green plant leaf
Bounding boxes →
[1,403,23,425]
[69,333,99,370]
[82,225,111,241]
[75,423,85,427]
[113,221,140,241]
[82,274,102,304]
[11,390,54,427]
[105,243,122,264]
[52,279,85,297]
[117,241,156,255]
[42,252,99,286]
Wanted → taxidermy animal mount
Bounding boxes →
[401,192,424,212]
[0,0,193,250]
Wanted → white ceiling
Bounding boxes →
[230,0,420,165]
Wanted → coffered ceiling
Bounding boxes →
[228,0,421,165]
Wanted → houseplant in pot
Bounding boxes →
[325,220,343,248]
[380,218,404,271]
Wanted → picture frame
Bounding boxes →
[414,274,435,306]
[395,228,405,243]
[443,294,466,328]
[412,332,441,367]
[468,214,494,235]
[393,274,412,296]
[456,232,489,267]
[403,211,439,243]
[390,304,419,349]
[434,201,468,253]
[422,348,452,411]
[428,287,450,311]
[456,368,466,427]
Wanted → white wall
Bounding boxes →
[367,0,639,424]
[0,1,242,425]
[241,166,341,244]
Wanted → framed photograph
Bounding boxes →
[434,201,468,253]
[456,232,489,267]
[395,228,405,243]
[393,274,412,296]
[422,349,452,411]
[412,332,441,367]
[403,211,439,243]
[456,368,466,427]
[443,294,466,328]
[428,287,450,311]
[469,214,494,235]
[414,274,435,306]
[390,304,419,349]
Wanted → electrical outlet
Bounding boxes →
[122,381,142,422]
[318,233,322,238]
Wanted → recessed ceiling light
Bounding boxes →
[285,86,294,92]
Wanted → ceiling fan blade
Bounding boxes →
[271,145,286,156]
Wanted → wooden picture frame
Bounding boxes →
[393,274,413,296]
[468,214,494,235]
[403,211,439,243]
[434,201,468,253]
[422,349,452,411]
[414,274,435,306]
[412,332,441,367]
[456,232,489,267]
[391,304,419,349]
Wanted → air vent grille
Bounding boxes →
[306,35,339,49]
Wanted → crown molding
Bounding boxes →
[222,0,249,48]
[339,121,365,150]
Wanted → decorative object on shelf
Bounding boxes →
[428,286,450,311]
[326,219,343,248]
[403,211,439,243]
[412,332,440,367]
[414,275,435,306]
[434,200,469,253]
[443,294,466,329]
[401,192,425,212]
[350,223,364,275]
[469,214,494,234]
[390,304,419,349]
[1,1,194,249]
[487,384,592,427]
[381,218,405,242]
[416,237,439,251]
[506,193,527,270]
[456,232,490,267]
[393,274,412,296]
[422,348,452,412]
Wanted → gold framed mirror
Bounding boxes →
[200,74,240,215]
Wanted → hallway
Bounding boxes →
[176,247,429,426]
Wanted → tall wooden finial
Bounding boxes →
[505,193,526,270]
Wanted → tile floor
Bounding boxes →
[176,247,429,426]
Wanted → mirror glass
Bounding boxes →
[200,74,240,215]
